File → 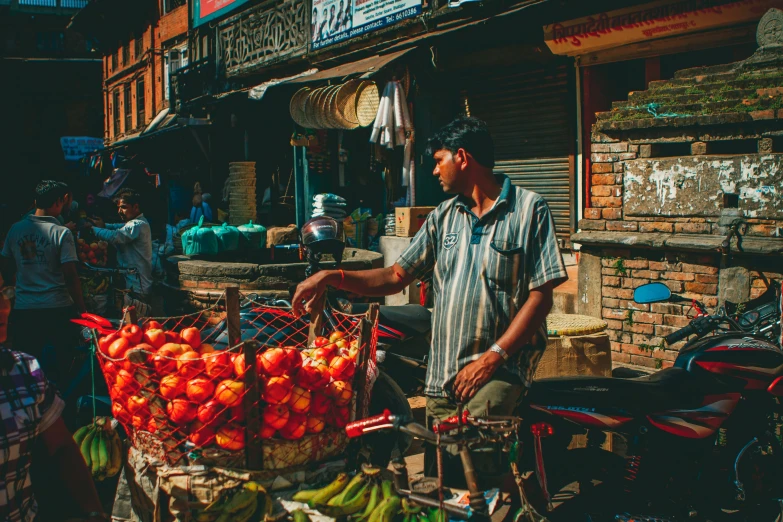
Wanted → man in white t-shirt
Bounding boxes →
[0,181,86,382]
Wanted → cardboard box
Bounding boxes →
[395,207,435,237]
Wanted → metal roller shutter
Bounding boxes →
[461,65,574,245]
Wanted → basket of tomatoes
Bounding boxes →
[94,301,378,471]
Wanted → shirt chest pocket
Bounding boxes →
[486,239,525,287]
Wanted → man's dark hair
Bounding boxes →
[114,189,142,208]
[425,116,495,169]
[35,180,69,209]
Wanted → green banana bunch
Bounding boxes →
[326,474,366,506]
[316,482,373,517]
[355,483,381,522]
[427,508,447,522]
[400,498,421,522]
[201,481,270,522]
[366,494,402,522]
[75,418,124,481]
[223,484,259,514]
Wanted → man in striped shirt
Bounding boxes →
[294,116,567,480]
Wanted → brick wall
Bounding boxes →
[103,24,165,141]
[595,249,782,369]
[159,6,188,45]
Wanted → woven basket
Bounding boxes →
[355,81,380,127]
[290,87,312,128]
[305,88,324,129]
[335,80,361,129]
[322,85,342,129]
[546,314,608,337]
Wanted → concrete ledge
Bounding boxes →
[571,231,783,256]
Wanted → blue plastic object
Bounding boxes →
[633,282,672,304]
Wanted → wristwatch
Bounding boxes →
[488,343,509,361]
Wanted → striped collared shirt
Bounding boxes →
[397,175,568,397]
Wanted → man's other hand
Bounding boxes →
[453,351,503,402]
[91,217,105,228]
[292,273,328,317]
[64,222,77,233]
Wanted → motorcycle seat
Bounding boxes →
[528,368,727,415]
[351,304,432,336]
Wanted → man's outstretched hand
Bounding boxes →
[292,272,328,317]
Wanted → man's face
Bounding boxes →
[117,199,141,221]
[432,149,463,194]
[0,274,11,344]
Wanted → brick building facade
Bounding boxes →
[574,19,783,369]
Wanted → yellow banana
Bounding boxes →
[194,512,220,522]
[223,488,257,514]
[80,426,96,468]
[105,430,123,478]
[326,473,366,506]
[307,473,350,508]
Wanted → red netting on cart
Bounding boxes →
[94,294,378,469]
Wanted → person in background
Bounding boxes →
[328,4,338,34]
[190,182,214,223]
[342,0,352,31]
[0,181,86,384]
[0,271,106,522]
[86,189,153,300]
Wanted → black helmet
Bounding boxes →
[300,216,345,274]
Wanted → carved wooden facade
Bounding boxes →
[218,0,307,77]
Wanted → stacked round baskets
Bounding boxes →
[228,162,257,225]
[289,80,381,130]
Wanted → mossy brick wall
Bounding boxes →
[579,60,783,369]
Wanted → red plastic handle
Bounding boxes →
[345,410,393,438]
[432,409,470,433]
[81,312,113,329]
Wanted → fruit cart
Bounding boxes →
[76,287,380,521]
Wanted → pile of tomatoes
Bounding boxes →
[98,322,360,452]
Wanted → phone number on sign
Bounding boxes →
[385,7,419,24]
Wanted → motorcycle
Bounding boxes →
[517,280,783,521]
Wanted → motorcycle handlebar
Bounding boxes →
[665,323,696,345]
[665,316,718,345]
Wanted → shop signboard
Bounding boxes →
[60,136,103,161]
[311,0,422,50]
[543,0,783,56]
[194,0,250,27]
